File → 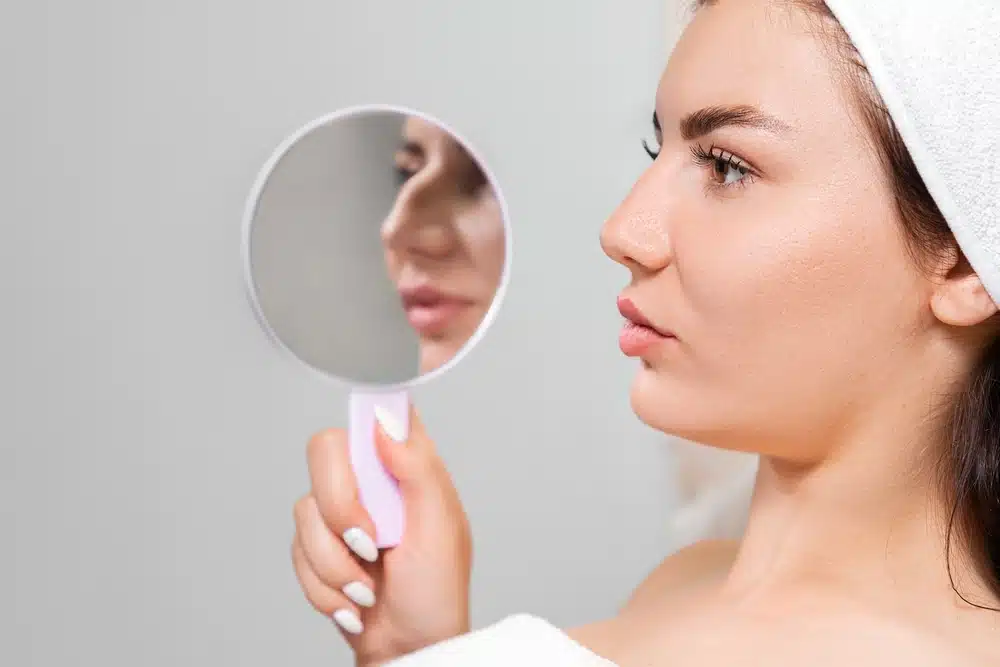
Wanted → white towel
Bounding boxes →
[822,0,1000,302]
[385,615,617,667]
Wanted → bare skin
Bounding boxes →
[293,1,1000,665]
[569,540,999,666]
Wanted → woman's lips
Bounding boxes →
[399,285,472,335]
[617,296,675,356]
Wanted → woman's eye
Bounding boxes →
[460,165,488,197]
[395,165,416,184]
[712,157,749,185]
[643,138,660,161]
[692,145,754,189]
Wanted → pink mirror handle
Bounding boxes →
[347,389,409,548]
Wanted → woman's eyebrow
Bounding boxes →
[681,105,793,140]
[656,105,793,141]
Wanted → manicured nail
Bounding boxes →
[332,609,363,635]
[373,405,406,442]
[342,581,375,608]
[342,527,378,563]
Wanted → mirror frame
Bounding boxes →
[240,103,513,390]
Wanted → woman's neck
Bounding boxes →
[722,441,992,615]
[719,336,1000,614]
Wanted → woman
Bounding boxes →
[382,115,506,375]
[292,0,1000,664]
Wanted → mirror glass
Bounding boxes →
[244,106,510,386]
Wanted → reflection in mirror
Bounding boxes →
[247,108,507,386]
[384,114,507,377]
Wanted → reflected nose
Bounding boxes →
[380,168,456,259]
[600,167,674,275]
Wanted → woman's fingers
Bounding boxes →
[373,403,444,499]
[293,494,376,608]
[306,428,379,563]
[291,537,365,636]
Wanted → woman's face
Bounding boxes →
[381,117,506,374]
[601,0,935,462]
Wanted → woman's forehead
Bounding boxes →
[658,0,849,138]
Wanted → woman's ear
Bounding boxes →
[930,247,998,327]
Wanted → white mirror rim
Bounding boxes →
[240,102,513,391]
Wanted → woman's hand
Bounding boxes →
[291,406,472,667]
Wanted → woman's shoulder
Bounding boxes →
[621,539,739,615]
[563,540,739,661]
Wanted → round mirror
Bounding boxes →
[242,104,511,546]
[243,105,510,388]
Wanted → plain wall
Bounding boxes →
[250,110,421,385]
[4,1,694,665]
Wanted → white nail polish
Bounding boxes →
[342,527,378,563]
[333,609,363,635]
[373,405,406,442]
[342,581,375,608]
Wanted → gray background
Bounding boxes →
[4,1,693,664]
[249,110,421,386]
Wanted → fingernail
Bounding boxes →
[332,608,363,635]
[342,581,375,608]
[342,527,378,563]
[373,405,406,442]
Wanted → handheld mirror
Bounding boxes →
[242,104,511,548]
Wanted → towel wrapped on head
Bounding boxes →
[824,0,1000,302]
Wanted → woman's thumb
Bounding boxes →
[372,403,439,495]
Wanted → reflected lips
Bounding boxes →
[399,285,471,334]
[617,296,674,356]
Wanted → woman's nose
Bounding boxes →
[380,171,456,258]
[600,168,674,275]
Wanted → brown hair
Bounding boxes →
[692,0,1000,606]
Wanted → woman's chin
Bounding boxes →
[417,339,462,376]
[630,375,775,458]
[629,365,728,448]
[629,364,686,433]
[415,313,485,376]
